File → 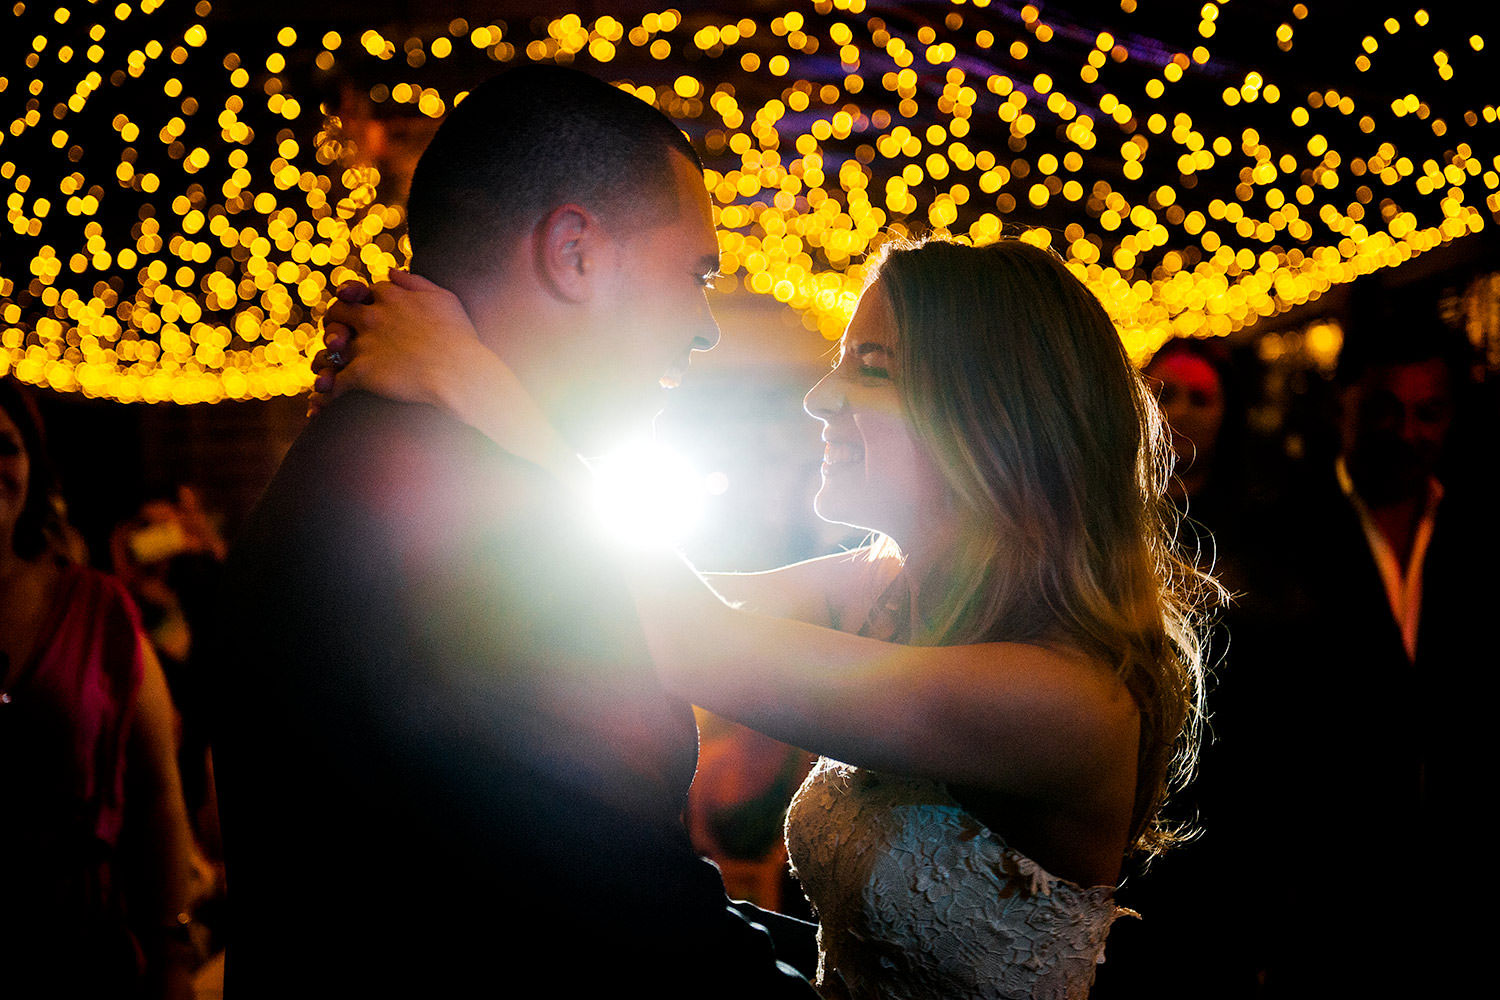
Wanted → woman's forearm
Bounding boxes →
[622,545,933,771]
[127,644,199,997]
[622,544,1137,798]
[435,340,592,492]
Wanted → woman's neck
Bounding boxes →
[0,547,62,689]
[885,519,969,639]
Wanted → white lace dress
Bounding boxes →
[785,758,1130,1000]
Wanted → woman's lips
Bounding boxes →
[822,439,864,469]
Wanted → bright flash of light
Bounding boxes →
[587,440,710,547]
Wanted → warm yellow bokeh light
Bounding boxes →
[1,2,1493,402]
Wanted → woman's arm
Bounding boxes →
[315,271,590,491]
[124,640,198,1000]
[628,546,1141,806]
[318,277,881,630]
[316,273,1139,804]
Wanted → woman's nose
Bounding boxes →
[804,369,845,421]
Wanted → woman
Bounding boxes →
[1146,338,1230,507]
[316,235,1218,999]
[0,377,199,1000]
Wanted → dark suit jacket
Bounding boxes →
[1241,465,1492,994]
[1095,460,1496,999]
[210,392,815,997]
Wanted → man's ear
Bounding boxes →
[534,203,610,303]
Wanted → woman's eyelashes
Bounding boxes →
[852,344,892,379]
[828,342,893,382]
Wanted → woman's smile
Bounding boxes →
[821,436,865,472]
[803,284,955,542]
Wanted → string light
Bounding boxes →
[1,1,1495,403]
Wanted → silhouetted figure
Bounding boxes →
[207,67,817,999]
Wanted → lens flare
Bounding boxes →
[588,440,708,547]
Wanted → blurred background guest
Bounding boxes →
[110,485,229,873]
[1229,314,1495,997]
[1094,337,1271,999]
[1101,308,1496,998]
[1149,338,1232,510]
[1,376,201,1000]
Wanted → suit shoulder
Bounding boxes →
[279,393,554,519]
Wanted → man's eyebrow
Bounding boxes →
[852,341,891,354]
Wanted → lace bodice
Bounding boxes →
[785,759,1129,1000]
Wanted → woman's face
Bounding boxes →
[1148,351,1224,468]
[803,284,952,542]
[0,407,31,549]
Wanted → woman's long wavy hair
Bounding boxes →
[866,235,1220,857]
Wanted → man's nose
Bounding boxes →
[1398,409,1434,447]
[691,316,721,353]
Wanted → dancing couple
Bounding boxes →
[212,66,1215,1000]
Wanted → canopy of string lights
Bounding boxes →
[2,1,1495,403]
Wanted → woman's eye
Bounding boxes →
[831,344,892,379]
[856,349,891,378]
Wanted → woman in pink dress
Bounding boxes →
[0,377,198,1000]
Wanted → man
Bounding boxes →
[210,66,816,997]
[1213,320,1494,996]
